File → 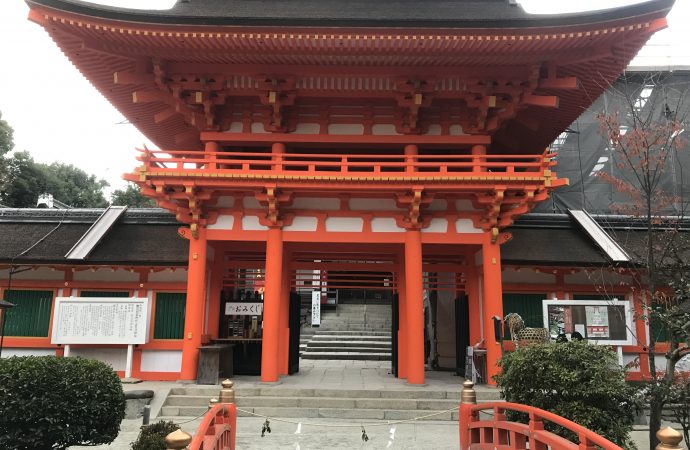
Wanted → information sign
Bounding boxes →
[51,297,150,345]
[225,302,263,316]
[542,299,633,346]
[311,290,321,326]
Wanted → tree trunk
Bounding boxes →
[649,399,663,449]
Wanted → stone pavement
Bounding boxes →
[69,360,667,449]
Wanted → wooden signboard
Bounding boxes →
[542,299,634,346]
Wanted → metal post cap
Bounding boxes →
[461,380,477,404]
[164,429,192,450]
[657,427,683,449]
[219,379,236,404]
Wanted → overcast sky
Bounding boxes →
[0,0,688,196]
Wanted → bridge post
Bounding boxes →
[459,380,477,450]
[219,379,236,404]
[656,427,683,450]
[165,429,192,450]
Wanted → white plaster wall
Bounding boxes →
[294,123,320,134]
[426,124,442,135]
[251,122,269,133]
[423,218,448,233]
[455,219,481,233]
[0,267,65,281]
[242,197,262,209]
[226,122,243,132]
[1,348,55,358]
[215,196,235,208]
[284,216,318,232]
[564,270,631,287]
[325,217,363,232]
[73,269,139,282]
[427,199,448,211]
[328,124,364,135]
[290,197,340,211]
[449,125,464,135]
[148,269,187,283]
[502,268,555,284]
[372,124,400,135]
[455,199,474,211]
[371,218,404,232]
[623,353,641,371]
[208,215,234,230]
[141,350,182,373]
[70,347,127,371]
[242,216,268,231]
[349,198,401,211]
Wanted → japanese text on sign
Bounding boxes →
[225,302,263,316]
[51,297,150,345]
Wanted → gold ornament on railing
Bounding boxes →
[165,429,192,450]
[219,379,235,404]
[656,427,684,450]
[461,380,477,405]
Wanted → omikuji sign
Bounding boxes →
[225,302,263,316]
[51,297,151,345]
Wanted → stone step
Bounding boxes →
[310,335,391,341]
[305,341,391,348]
[300,352,391,360]
[305,330,391,336]
[159,406,460,421]
[304,347,392,354]
[165,395,461,411]
[168,386,502,401]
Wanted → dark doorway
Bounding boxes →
[455,294,470,376]
[288,291,301,374]
[391,293,399,377]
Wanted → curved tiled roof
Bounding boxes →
[0,208,658,267]
[26,0,674,29]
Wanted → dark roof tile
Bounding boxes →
[26,0,675,29]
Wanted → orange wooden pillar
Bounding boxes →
[482,232,503,385]
[261,226,283,382]
[397,265,408,380]
[278,249,291,376]
[465,251,482,346]
[405,228,425,385]
[180,226,208,381]
[207,253,224,340]
[633,291,651,379]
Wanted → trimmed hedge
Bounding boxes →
[0,356,125,450]
[495,342,639,449]
[131,421,180,450]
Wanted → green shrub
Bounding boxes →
[0,356,125,450]
[495,342,639,449]
[131,421,180,450]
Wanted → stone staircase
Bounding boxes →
[300,303,392,361]
[159,385,502,422]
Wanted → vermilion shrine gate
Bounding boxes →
[24,0,673,384]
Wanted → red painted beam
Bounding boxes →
[200,132,491,148]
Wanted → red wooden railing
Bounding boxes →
[458,381,622,450]
[137,148,555,179]
[189,402,237,450]
[166,380,237,450]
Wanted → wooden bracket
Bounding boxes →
[255,186,293,227]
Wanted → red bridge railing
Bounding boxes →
[165,380,237,450]
[458,381,622,450]
[136,148,555,180]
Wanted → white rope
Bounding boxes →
[235,406,459,428]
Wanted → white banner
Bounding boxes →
[311,291,321,326]
[225,302,263,316]
[51,297,150,345]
